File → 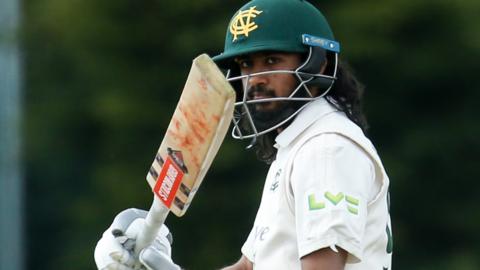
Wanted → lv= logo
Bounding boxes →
[308,192,360,215]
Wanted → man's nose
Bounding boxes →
[247,66,269,87]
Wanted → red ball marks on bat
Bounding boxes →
[174,119,181,130]
[181,135,194,149]
[168,128,194,150]
[191,154,201,171]
[179,105,190,120]
[191,127,206,144]
[198,78,208,91]
[212,114,220,123]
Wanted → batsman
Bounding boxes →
[95,0,393,269]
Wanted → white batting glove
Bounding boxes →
[94,208,181,270]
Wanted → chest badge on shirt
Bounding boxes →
[270,169,281,192]
[254,226,270,241]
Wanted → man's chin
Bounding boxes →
[254,105,275,113]
[251,105,296,132]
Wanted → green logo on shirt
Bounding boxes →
[308,194,325,210]
[308,192,360,215]
[325,192,344,205]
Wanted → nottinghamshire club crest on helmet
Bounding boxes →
[229,6,263,41]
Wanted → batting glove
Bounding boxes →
[94,208,181,270]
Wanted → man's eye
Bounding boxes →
[238,60,251,69]
[266,57,279,65]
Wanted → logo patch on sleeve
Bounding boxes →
[307,191,360,216]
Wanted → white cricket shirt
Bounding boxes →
[241,98,392,269]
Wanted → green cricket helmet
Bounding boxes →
[213,0,339,66]
[213,0,341,141]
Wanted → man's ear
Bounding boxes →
[320,59,328,74]
[307,85,320,97]
[306,59,328,97]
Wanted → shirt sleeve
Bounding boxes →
[241,228,256,263]
[289,133,376,262]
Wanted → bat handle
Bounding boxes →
[134,196,169,255]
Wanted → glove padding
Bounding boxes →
[94,208,181,270]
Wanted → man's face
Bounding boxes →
[235,52,302,112]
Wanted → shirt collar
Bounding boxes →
[275,98,338,148]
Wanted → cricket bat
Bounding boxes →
[134,54,235,254]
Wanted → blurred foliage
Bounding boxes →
[21,0,480,269]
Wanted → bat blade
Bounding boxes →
[134,54,235,254]
[147,53,235,216]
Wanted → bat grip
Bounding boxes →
[134,196,169,255]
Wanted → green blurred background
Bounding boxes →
[2,0,480,269]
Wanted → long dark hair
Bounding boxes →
[252,59,368,164]
[327,60,368,132]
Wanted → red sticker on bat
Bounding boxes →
[153,156,184,208]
